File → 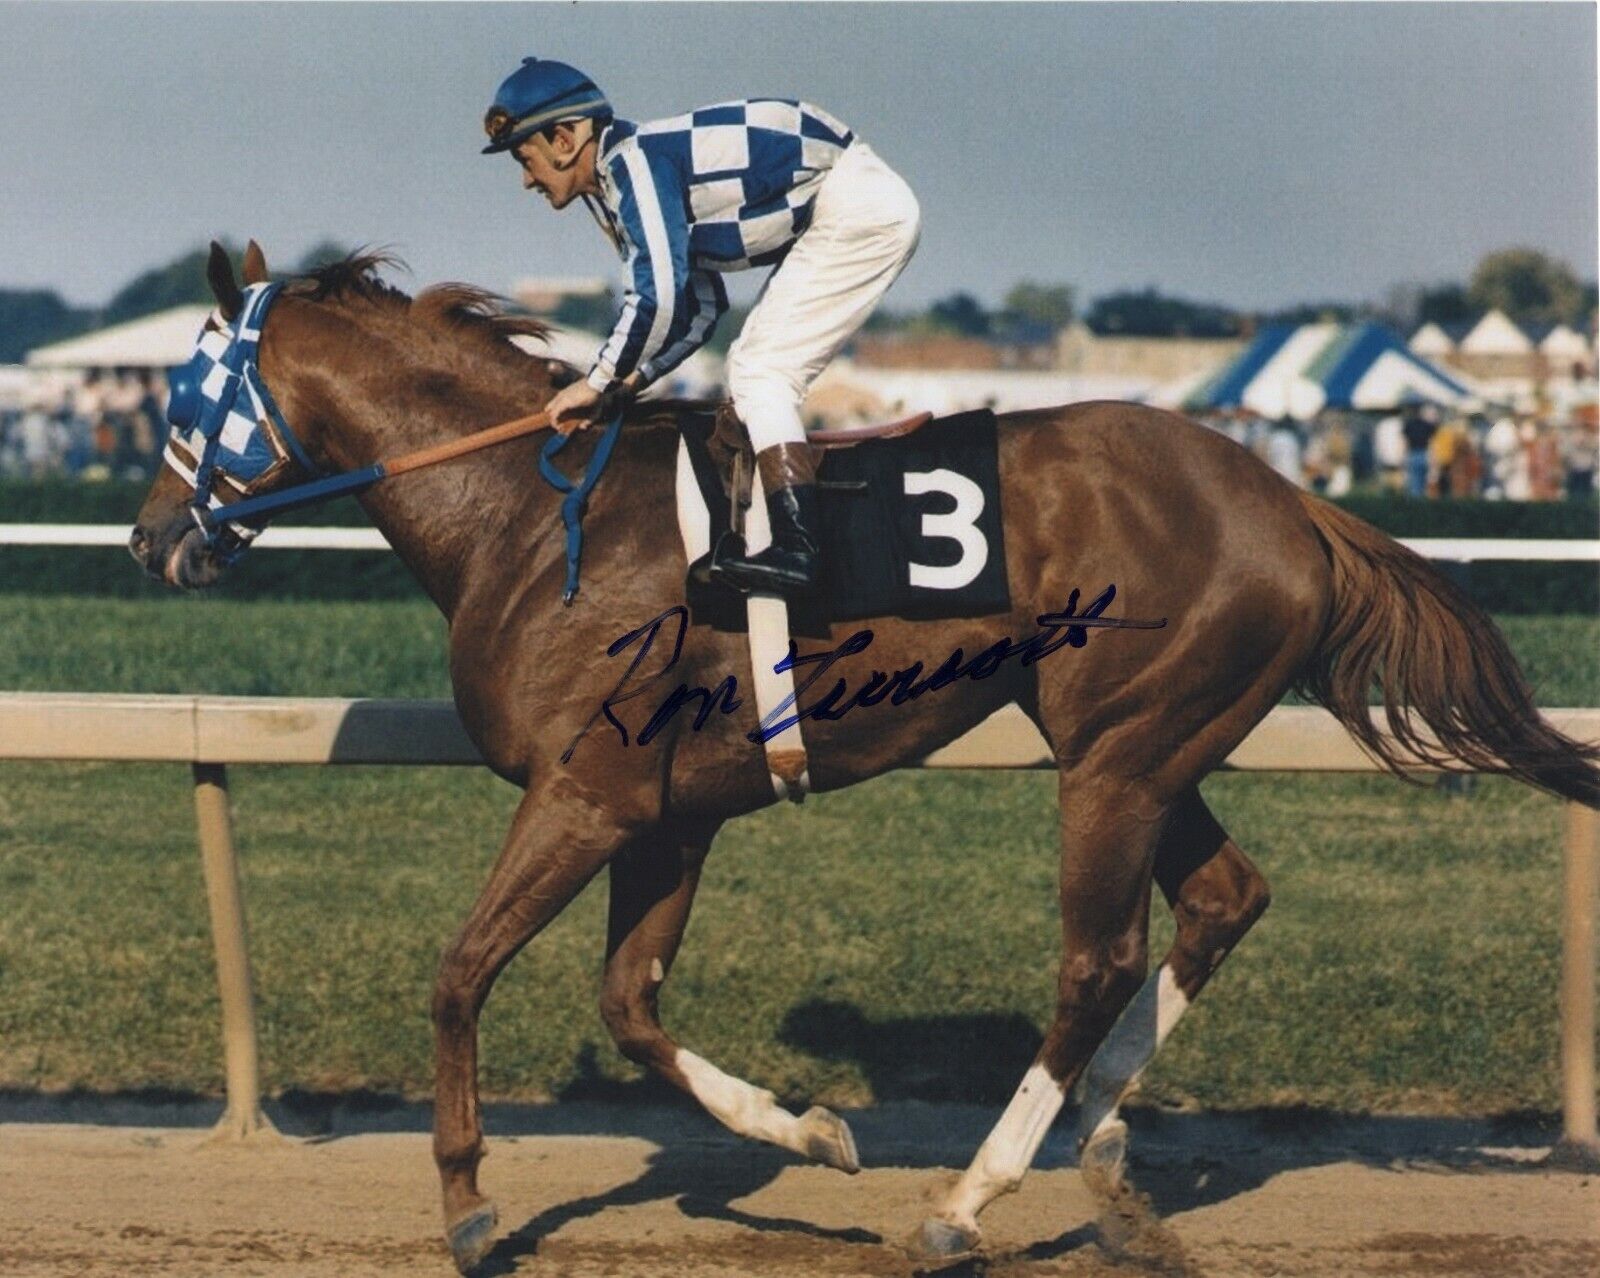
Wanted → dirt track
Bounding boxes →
[1,1102,1595,1277]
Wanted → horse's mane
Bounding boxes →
[286,249,556,354]
[282,249,720,428]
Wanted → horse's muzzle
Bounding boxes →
[129,519,228,590]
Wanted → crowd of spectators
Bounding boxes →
[3,366,1597,505]
[1197,404,1599,501]
[0,369,167,481]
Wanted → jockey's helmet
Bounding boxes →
[482,57,611,155]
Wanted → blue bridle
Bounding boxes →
[162,282,623,601]
[163,283,325,563]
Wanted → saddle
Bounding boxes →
[696,403,935,547]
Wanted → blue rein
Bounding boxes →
[537,416,626,605]
[169,284,625,603]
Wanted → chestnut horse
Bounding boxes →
[132,245,1598,1272]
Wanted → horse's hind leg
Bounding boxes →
[916,772,1162,1259]
[432,788,630,1273]
[598,821,860,1172]
[1077,786,1270,1193]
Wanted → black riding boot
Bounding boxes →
[712,442,820,596]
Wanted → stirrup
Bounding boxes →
[712,547,818,596]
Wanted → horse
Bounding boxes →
[131,243,1599,1273]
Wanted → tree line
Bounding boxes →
[0,241,353,363]
[2,243,1593,365]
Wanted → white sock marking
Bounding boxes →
[1077,964,1191,1143]
[675,1048,809,1151]
[937,1063,1066,1230]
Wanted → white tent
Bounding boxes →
[25,305,211,369]
[1459,310,1534,356]
[1540,323,1592,363]
[1407,321,1457,360]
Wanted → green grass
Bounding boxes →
[0,595,1595,704]
[0,596,1594,1114]
[0,763,1580,1114]
[0,595,453,698]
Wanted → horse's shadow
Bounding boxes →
[467,1004,1568,1273]
[475,1138,882,1276]
[473,1008,1043,1274]
[777,999,1046,1105]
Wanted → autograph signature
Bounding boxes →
[561,585,1165,764]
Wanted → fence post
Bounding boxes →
[191,762,277,1142]
[1555,800,1599,1166]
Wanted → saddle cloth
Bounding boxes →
[675,407,1012,637]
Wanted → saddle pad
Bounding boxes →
[677,408,1011,634]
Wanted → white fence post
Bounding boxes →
[1556,800,1599,1164]
[191,762,277,1142]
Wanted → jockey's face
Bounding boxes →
[513,121,597,210]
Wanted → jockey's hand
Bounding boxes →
[548,381,605,435]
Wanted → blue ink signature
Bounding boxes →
[561,586,1165,763]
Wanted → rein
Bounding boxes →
[169,282,624,604]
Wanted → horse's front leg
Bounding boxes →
[431,785,630,1273]
[599,822,860,1173]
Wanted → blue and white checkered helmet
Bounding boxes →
[482,57,611,154]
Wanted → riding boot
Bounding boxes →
[711,442,820,596]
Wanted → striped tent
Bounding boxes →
[1182,322,1473,420]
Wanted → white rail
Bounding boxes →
[0,523,391,550]
[2,524,1598,561]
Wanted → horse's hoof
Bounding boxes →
[908,1216,981,1263]
[1080,1117,1129,1198]
[799,1105,860,1174]
[445,1202,498,1274]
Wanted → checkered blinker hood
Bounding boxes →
[163,283,320,548]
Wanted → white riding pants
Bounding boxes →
[726,141,921,453]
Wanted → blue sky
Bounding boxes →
[0,2,1594,312]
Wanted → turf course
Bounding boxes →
[0,594,1596,1114]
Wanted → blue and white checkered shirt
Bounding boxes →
[583,99,855,392]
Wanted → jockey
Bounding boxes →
[483,56,921,596]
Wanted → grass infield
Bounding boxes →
[0,596,1595,1113]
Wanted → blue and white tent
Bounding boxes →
[1181,322,1474,420]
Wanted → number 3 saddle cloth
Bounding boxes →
[676,406,1011,636]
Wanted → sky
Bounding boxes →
[0,2,1594,314]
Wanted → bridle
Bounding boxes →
[160,282,624,602]
[163,283,327,565]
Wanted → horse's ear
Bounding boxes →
[207,241,243,320]
[242,240,269,286]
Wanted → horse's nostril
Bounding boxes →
[128,527,150,562]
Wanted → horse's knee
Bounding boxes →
[598,983,667,1067]
[1058,934,1148,1023]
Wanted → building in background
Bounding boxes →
[1055,322,1246,385]
[511,276,612,316]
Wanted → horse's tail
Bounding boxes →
[1292,490,1600,807]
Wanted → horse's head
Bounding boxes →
[130,240,328,588]
[132,241,576,594]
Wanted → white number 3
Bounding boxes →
[903,469,989,590]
